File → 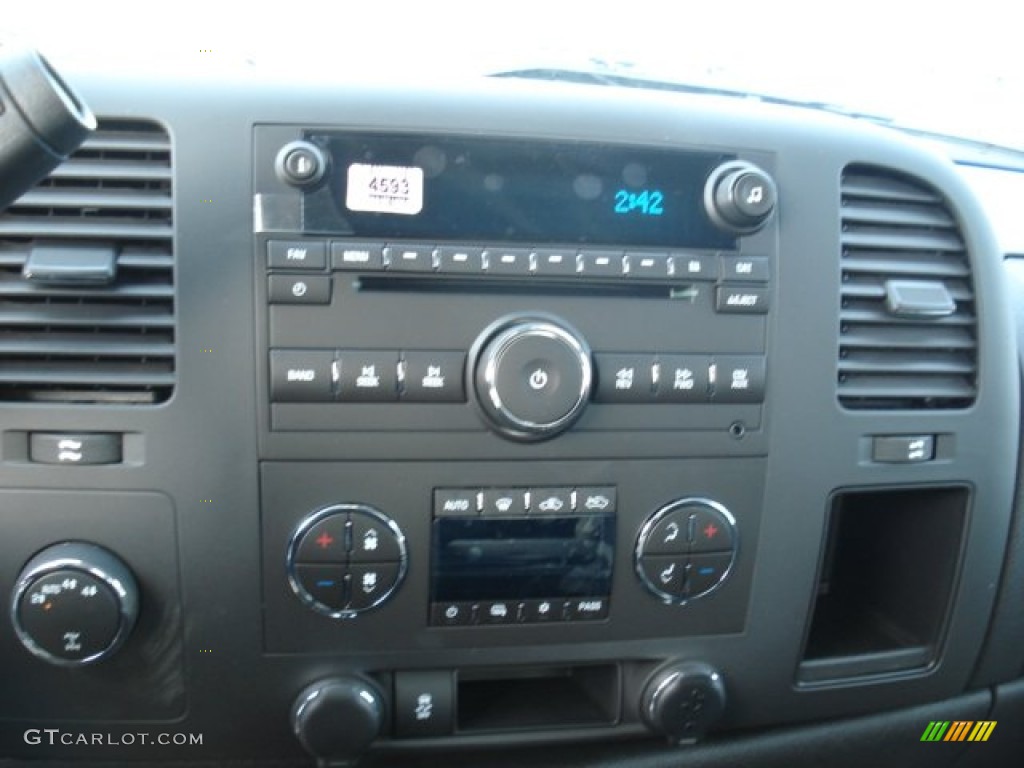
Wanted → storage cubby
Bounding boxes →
[798,486,968,683]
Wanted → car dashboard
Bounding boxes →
[0,60,1022,768]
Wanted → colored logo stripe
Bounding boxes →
[944,721,973,741]
[920,720,996,742]
[968,721,997,742]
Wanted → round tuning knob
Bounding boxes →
[704,161,777,234]
[641,661,726,744]
[10,541,139,667]
[292,677,384,765]
[471,315,592,441]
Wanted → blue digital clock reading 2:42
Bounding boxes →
[613,188,665,216]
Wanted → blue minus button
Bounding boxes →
[296,564,348,612]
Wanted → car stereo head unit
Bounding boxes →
[253,125,776,457]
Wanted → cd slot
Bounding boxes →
[356,275,688,299]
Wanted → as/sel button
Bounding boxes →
[715,285,769,314]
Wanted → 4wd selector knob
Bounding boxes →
[472,316,592,441]
[11,541,139,666]
[704,160,777,234]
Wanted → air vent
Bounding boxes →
[0,119,174,404]
[838,165,976,409]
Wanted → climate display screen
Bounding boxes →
[302,133,735,249]
[431,515,615,602]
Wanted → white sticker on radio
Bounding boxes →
[346,163,424,215]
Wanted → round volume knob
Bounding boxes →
[641,661,726,744]
[704,161,777,234]
[10,541,139,667]
[472,316,592,441]
[292,677,384,764]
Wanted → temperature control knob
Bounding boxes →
[641,661,726,744]
[10,541,139,666]
[471,316,593,441]
[292,676,384,765]
[704,161,777,234]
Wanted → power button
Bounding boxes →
[275,141,327,187]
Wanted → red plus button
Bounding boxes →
[295,514,349,563]
[689,507,734,554]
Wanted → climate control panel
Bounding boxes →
[635,499,737,603]
[287,505,408,618]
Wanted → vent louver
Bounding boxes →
[838,165,976,409]
[0,119,174,404]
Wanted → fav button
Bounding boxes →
[268,240,327,270]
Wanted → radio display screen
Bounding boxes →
[431,515,615,602]
[302,133,735,249]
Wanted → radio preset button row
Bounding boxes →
[432,486,616,517]
[315,239,770,287]
[270,349,466,403]
[430,597,609,627]
[594,354,765,403]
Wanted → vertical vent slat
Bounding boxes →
[0,119,175,404]
[838,165,977,410]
